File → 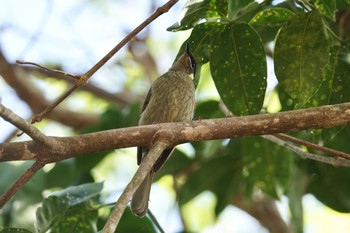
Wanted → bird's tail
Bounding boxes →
[131,171,154,217]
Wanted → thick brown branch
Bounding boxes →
[1,102,350,163]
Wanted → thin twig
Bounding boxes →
[102,140,168,233]
[0,103,53,146]
[16,0,179,123]
[16,60,79,80]
[263,135,350,167]
[0,161,45,208]
[31,82,80,124]
[274,133,350,160]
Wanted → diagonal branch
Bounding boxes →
[102,137,169,233]
[0,161,44,209]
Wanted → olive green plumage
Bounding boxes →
[131,44,196,217]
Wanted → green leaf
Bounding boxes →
[307,160,350,212]
[35,183,103,233]
[242,137,291,198]
[194,100,225,119]
[50,202,98,233]
[167,0,228,32]
[309,0,336,20]
[329,46,350,104]
[115,208,156,233]
[210,23,267,115]
[228,0,257,21]
[274,11,330,108]
[51,182,103,206]
[0,228,32,233]
[154,149,193,181]
[178,140,243,212]
[0,162,45,204]
[250,7,295,27]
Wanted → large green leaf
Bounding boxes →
[167,0,228,31]
[274,11,330,108]
[210,23,267,115]
[35,183,103,233]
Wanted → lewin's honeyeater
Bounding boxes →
[131,43,196,217]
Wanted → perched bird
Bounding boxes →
[131,43,196,217]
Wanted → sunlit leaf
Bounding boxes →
[250,7,295,27]
[210,23,267,115]
[167,0,228,31]
[35,183,103,233]
[274,11,330,108]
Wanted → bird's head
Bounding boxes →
[170,43,196,76]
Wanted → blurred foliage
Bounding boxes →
[2,0,350,232]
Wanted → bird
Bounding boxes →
[131,43,196,217]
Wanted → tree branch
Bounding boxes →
[263,135,350,166]
[1,102,350,164]
[102,138,169,233]
[274,133,350,160]
[0,103,54,146]
[0,161,44,208]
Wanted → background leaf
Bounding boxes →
[274,11,330,108]
[309,0,336,20]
